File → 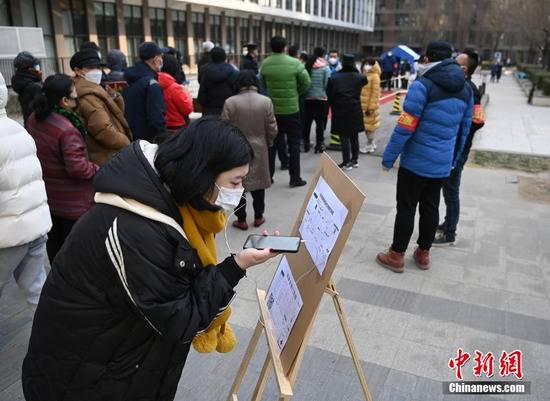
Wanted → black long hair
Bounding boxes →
[32,73,74,121]
[155,116,254,211]
[305,46,326,74]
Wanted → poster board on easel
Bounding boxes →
[228,153,370,401]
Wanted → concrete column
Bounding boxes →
[166,4,175,48]
[204,7,210,41]
[221,12,227,50]
[185,3,195,69]
[143,0,152,42]
[115,0,128,55]
[235,17,241,56]
[260,17,266,55]
[85,0,98,44]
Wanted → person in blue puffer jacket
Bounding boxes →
[377,40,473,274]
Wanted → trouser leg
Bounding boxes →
[47,215,75,262]
[0,243,27,301]
[391,167,424,253]
[235,193,247,222]
[281,113,302,182]
[251,189,265,219]
[417,178,444,250]
[13,235,48,305]
[340,132,351,165]
[442,160,464,239]
[302,100,315,149]
[314,100,329,146]
[350,131,359,162]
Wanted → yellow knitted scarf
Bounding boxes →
[179,204,226,266]
[179,204,237,354]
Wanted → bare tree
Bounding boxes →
[516,0,550,68]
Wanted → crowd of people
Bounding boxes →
[0,33,484,401]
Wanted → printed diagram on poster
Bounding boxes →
[299,176,349,275]
[266,256,303,353]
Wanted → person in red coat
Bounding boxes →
[158,54,193,133]
[26,74,99,261]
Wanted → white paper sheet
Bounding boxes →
[299,176,349,275]
[266,256,303,353]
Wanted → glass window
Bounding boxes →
[21,0,36,26]
[150,7,166,47]
[286,0,292,10]
[124,5,144,64]
[225,16,236,53]
[192,12,205,61]
[172,10,187,57]
[60,0,88,57]
[210,14,221,46]
[240,19,248,46]
[253,19,261,44]
[276,0,282,8]
[0,0,11,26]
[321,0,326,17]
[95,2,118,58]
[305,0,311,13]
[313,0,318,15]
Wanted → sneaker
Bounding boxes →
[433,232,455,246]
[413,247,430,270]
[338,162,352,171]
[351,160,359,168]
[376,248,405,273]
[254,217,266,227]
[232,220,249,230]
[359,144,377,154]
[289,178,307,188]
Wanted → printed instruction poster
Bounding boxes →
[266,256,303,353]
[299,176,349,275]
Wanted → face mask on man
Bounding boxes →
[84,69,102,85]
[214,183,245,213]
[328,57,338,65]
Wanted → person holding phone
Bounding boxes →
[22,117,279,401]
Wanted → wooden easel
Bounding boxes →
[227,282,373,401]
[228,153,370,401]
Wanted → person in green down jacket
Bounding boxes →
[260,36,311,188]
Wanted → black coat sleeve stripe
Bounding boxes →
[105,218,163,336]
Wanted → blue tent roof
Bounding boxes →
[382,45,420,63]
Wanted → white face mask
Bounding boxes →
[364,64,373,72]
[328,57,338,65]
[34,64,40,72]
[84,69,102,85]
[214,183,244,213]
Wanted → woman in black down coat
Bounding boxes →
[22,117,278,401]
[327,54,368,170]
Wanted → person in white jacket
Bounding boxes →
[0,72,52,305]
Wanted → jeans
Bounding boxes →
[441,157,466,240]
[340,131,359,165]
[0,234,48,305]
[235,189,265,221]
[392,167,445,253]
[302,99,329,149]
[269,113,302,181]
[47,215,76,262]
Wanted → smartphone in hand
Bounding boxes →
[243,235,301,253]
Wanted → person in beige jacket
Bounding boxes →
[71,50,132,166]
[360,58,381,154]
[222,70,277,230]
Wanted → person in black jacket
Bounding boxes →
[197,41,214,84]
[435,49,485,246]
[122,42,167,141]
[11,51,42,125]
[240,43,259,74]
[327,54,368,170]
[22,117,279,401]
[197,47,239,116]
[105,49,127,82]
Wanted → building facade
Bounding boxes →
[359,0,530,63]
[0,0,375,72]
